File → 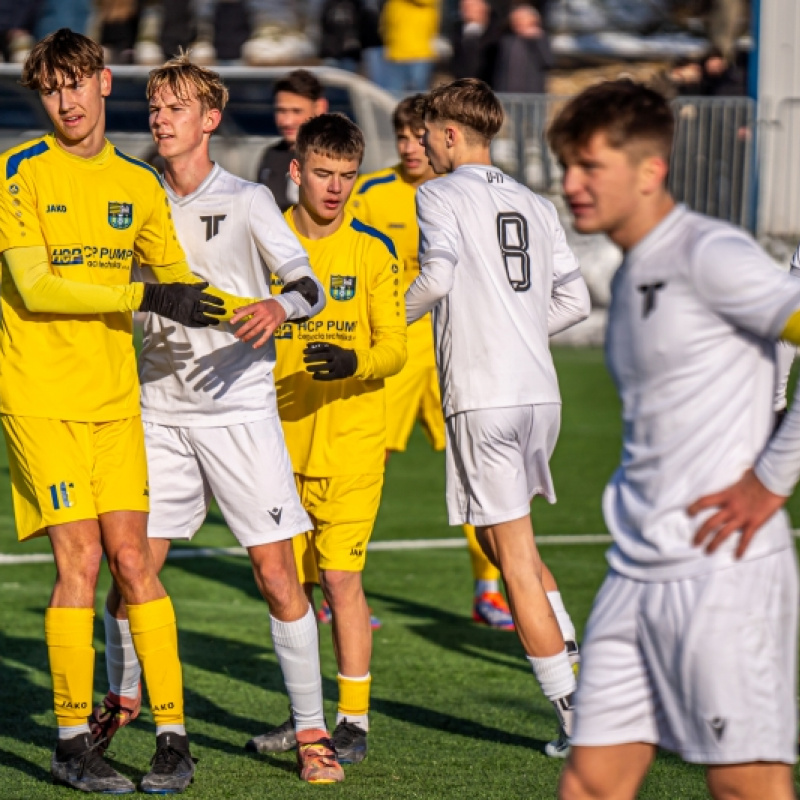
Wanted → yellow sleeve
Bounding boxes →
[4,246,143,314]
[353,249,407,380]
[149,260,259,322]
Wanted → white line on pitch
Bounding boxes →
[0,533,617,566]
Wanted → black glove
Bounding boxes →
[303,342,358,381]
[281,276,319,324]
[140,282,225,328]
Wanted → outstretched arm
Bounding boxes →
[5,246,222,326]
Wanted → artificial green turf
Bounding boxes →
[0,348,795,798]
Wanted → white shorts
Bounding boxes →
[444,403,559,527]
[144,418,311,548]
[572,550,799,765]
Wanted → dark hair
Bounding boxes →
[392,93,426,134]
[421,78,503,142]
[273,69,324,102]
[22,28,105,92]
[548,79,674,163]
[147,53,229,113]
[295,113,365,163]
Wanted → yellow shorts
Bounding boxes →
[385,363,446,452]
[1,415,149,541]
[292,473,384,584]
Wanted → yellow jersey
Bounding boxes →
[0,135,185,421]
[272,210,407,477]
[348,164,435,369]
[381,0,440,61]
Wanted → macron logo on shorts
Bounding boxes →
[709,717,726,741]
[268,507,282,525]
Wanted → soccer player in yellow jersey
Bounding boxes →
[0,29,248,794]
[348,95,516,631]
[247,113,407,764]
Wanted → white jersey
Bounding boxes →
[415,164,582,417]
[139,164,309,426]
[604,205,800,581]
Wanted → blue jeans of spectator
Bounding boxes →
[362,46,386,85]
[382,59,432,93]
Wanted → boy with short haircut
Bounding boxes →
[348,94,515,631]
[91,55,344,785]
[256,69,328,210]
[405,78,590,756]
[0,28,240,794]
[247,113,407,763]
[549,80,800,800]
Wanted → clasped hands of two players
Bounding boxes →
[145,279,357,381]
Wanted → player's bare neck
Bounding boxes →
[613,193,676,253]
[292,202,345,240]
[52,128,106,160]
[450,142,492,171]
[401,168,435,189]
[163,154,214,198]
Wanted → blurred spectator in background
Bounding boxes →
[319,0,365,72]
[449,0,501,85]
[702,46,747,96]
[34,0,91,40]
[99,0,141,64]
[0,0,40,63]
[256,69,328,210]
[709,0,745,63]
[381,0,440,93]
[359,0,384,84]
[493,1,552,93]
[665,56,704,96]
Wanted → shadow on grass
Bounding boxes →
[0,747,52,792]
[367,590,529,673]
[372,695,551,752]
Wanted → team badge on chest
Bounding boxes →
[330,275,357,301]
[108,201,133,230]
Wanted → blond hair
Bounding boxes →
[146,52,229,113]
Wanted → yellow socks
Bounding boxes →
[45,607,95,730]
[337,673,371,731]
[127,597,184,728]
[463,524,500,583]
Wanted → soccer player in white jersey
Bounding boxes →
[92,56,345,785]
[405,78,591,756]
[549,79,800,800]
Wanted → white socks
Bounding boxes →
[104,606,141,701]
[270,606,326,733]
[527,649,576,702]
[528,648,576,737]
[546,591,577,644]
[58,723,90,740]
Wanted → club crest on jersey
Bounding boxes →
[330,275,356,302]
[108,201,133,230]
